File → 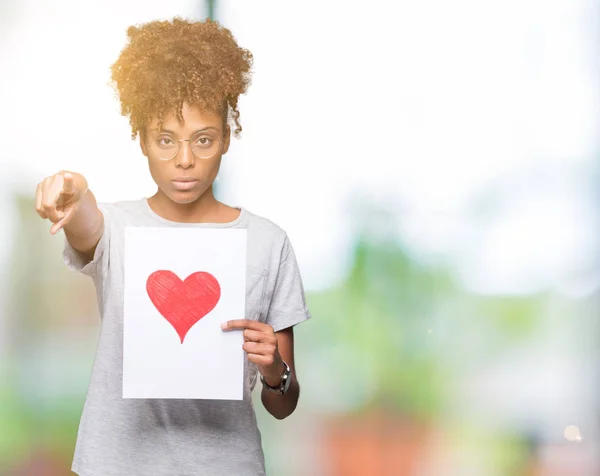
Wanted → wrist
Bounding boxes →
[263,372,282,388]
[262,360,285,386]
[260,360,292,395]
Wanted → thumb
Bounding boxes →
[50,205,76,235]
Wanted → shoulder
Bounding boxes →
[242,208,291,257]
[243,208,286,236]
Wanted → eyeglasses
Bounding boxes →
[146,131,224,161]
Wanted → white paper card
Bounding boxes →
[123,226,246,400]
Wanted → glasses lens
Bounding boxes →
[148,134,222,160]
[149,134,179,161]
[191,136,221,160]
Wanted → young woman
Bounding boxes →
[34,18,310,476]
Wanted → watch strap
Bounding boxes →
[260,360,291,395]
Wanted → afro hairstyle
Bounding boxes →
[110,17,253,140]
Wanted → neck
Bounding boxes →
[148,186,223,223]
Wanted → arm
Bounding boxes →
[222,234,310,418]
[260,327,299,420]
[63,191,104,262]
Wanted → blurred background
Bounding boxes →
[1,0,599,474]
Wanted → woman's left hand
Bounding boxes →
[221,319,284,386]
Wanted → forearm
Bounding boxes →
[261,374,300,420]
[63,190,104,255]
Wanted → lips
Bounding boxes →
[172,178,198,191]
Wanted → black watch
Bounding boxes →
[260,360,292,395]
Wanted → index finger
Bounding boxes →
[62,172,75,193]
[221,319,266,331]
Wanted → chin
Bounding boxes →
[167,190,204,204]
[169,192,202,205]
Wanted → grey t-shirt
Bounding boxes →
[63,198,311,476]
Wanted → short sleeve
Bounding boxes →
[265,235,312,332]
[62,203,111,278]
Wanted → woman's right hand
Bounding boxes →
[36,170,89,234]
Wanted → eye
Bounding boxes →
[193,136,213,147]
[156,135,175,147]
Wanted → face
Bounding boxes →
[140,102,230,205]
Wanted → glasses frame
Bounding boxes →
[146,132,225,161]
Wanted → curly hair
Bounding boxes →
[110,17,253,140]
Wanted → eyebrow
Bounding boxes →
[152,126,220,135]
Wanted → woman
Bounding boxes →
[35,18,310,476]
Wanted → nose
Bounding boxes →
[174,140,194,169]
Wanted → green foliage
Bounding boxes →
[0,387,30,466]
[304,231,544,421]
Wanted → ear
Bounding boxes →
[222,125,231,155]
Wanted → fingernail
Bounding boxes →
[220,322,227,330]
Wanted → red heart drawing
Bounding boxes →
[146,270,221,343]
